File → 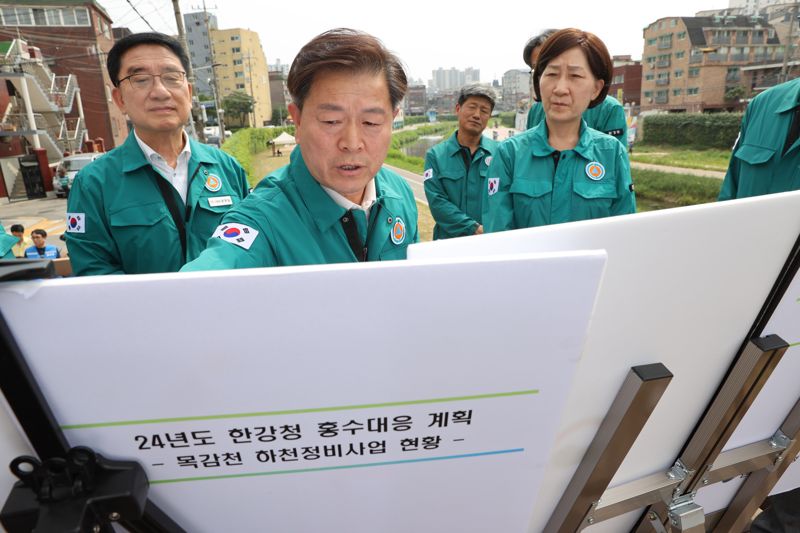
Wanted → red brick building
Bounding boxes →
[609,55,642,107]
[0,0,128,148]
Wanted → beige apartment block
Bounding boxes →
[641,15,785,112]
[210,28,272,127]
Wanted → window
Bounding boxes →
[61,8,76,25]
[678,31,687,40]
[230,35,240,41]
[236,83,245,89]
[32,8,46,25]
[1,7,17,25]
[689,67,700,77]
[45,8,61,25]
[670,18,677,27]
[188,39,194,45]
[647,38,657,46]
[673,89,682,96]
[75,8,89,25]
[233,59,243,65]
[645,74,655,81]
[687,87,699,95]
[613,74,624,84]
[675,69,683,78]
[675,51,685,59]
[232,47,241,53]
[16,8,33,25]
[644,91,653,97]
[235,71,244,78]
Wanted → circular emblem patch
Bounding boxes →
[485,156,493,166]
[585,162,606,181]
[391,217,406,245]
[205,174,222,192]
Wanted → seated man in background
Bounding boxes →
[66,32,248,275]
[183,28,418,271]
[9,224,31,258]
[423,84,498,240]
[24,229,63,259]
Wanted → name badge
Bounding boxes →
[208,196,233,207]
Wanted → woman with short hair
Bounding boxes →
[484,28,635,232]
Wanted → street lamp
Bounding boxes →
[196,63,225,145]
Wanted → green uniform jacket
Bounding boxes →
[527,95,627,145]
[423,132,498,239]
[0,225,17,259]
[181,147,419,271]
[720,78,800,200]
[484,121,635,232]
[66,132,249,275]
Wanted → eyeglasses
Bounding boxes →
[119,71,187,91]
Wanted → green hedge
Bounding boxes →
[642,113,742,149]
[222,126,295,178]
[391,123,456,149]
[403,115,429,125]
[495,112,516,128]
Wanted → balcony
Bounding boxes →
[690,54,703,64]
[656,78,670,86]
[658,41,673,50]
[752,35,765,44]
[712,36,731,45]
[706,53,727,62]
[657,58,671,68]
[730,54,748,62]
[735,35,749,45]
[655,95,669,104]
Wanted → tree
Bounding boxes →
[724,85,747,102]
[271,106,288,126]
[222,91,255,127]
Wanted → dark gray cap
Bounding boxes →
[458,83,497,108]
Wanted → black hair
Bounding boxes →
[522,29,558,69]
[107,32,190,86]
[9,224,23,233]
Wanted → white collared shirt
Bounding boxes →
[322,179,377,219]
[134,130,192,204]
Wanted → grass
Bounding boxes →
[631,144,731,172]
[250,148,292,187]
[416,201,435,242]
[632,169,722,212]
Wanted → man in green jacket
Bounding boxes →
[65,32,248,275]
[423,84,498,239]
[719,77,800,200]
[182,29,417,271]
[523,30,627,144]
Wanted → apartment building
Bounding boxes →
[210,28,272,128]
[609,56,642,106]
[0,0,128,147]
[184,11,218,97]
[641,15,783,112]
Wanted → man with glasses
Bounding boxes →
[65,32,249,275]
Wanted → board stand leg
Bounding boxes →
[0,263,186,532]
[711,397,800,532]
[543,363,673,533]
[628,335,790,532]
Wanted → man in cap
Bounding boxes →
[66,32,249,275]
[423,84,498,239]
[182,28,418,270]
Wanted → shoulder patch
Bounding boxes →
[391,217,406,245]
[65,213,85,233]
[211,223,259,250]
[488,177,500,196]
[423,168,434,181]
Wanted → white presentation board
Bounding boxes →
[408,191,800,531]
[0,251,605,532]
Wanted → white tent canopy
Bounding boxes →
[272,132,296,145]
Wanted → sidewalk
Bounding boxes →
[0,196,68,251]
[631,161,725,180]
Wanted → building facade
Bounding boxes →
[641,15,783,112]
[268,70,289,124]
[429,67,480,92]
[501,69,530,112]
[210,28,272,128]
[184,11,217,97]
[610,55,642,106]
[0,0,128,148]
[405,85,427,115]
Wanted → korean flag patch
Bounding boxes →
[212,223,259,250]
[423,168,434,181]
[488,177,500,196]
[65,212,85,233]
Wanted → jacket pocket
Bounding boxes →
[733,144,775,166]
[109,202,169,227]
[509,178,552,198]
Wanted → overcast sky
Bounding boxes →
[98,0,727,83]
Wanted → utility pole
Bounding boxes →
[171,0,201,140]
[781,2,799,83]
[196,0,225,143]
[245,51,256,127]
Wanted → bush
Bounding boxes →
[642,113,742,149]
[403,115,430,125]
[495,112,516,128]
[222,126,296,178]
